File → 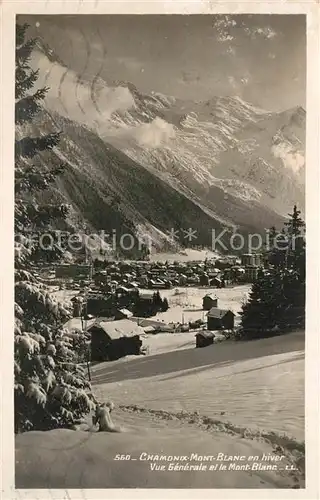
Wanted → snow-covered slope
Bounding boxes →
[91,330,304,442]
[15,331,305,489]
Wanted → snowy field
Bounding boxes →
[148,248,221,262]
[92,331,305,442]
[16,331,305,489]
[149,284,250,324]
[132,285,250,354]
[53,284,250,327]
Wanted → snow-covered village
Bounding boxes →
[11,13,308,492]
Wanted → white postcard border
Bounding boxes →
[1,1,319,499]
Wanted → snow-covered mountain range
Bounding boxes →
[23,38,305,254]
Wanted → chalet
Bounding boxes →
[71,293,86,303]
[241,253,262,267]
[241,253,253,266]
[167,270,177,279]
[186,276,200,285]
[253,254,262,266]
[199,274,210,286]
[88,319,144,361]
[138,275,149,287]
[126,282,139,289]
[116,286,131,295]
[202,294,218,311]
[119,263,134,273]
[209,277,222,288]
[93,271,109,285]
[141,325,156,334]
[100,283,116,294]
[244,266,259,282]
[133,291,165,317]
[87,295,114,317]
[175,323,190,333]
[189,318,204,330]
[114,308,133,320]
[171,279,180,287]
[222,268,232,281]
[207,308,235,330]
[129,317,174,333]
[210,268,222,276]
[72,297,83,317]
[195,331,215,348]
[139,291,156,302]
[63,316,96,332]
[179,274,188,286]
[149,279,170,289]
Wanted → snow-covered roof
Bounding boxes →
[118,308,133,318]
[203,294,218,300]
[63,317,96,331]
[207,308,235,319]
[89,319,145,340]
[195,331,215,339]
[139,292,155,300]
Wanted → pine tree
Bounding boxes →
[240,205,305,338]
[280,205,305,328]
[278,269,305,330]
[14,24,96,433]
[284,205,305,278]
[153,291,162,307]
[161,297,169,312]
[240,269,279,337]
[264,226,287,269]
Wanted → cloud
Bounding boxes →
[228,73,250,88]
[105,117,176,149]
[116,56,144,72]
[228,76,237,88]
[272,142,305,174]
[30,48,135,124]
[30,46,176,150]
[181,71,201,84]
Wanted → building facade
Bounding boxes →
[202,294,218,311]
[207,308,235,330]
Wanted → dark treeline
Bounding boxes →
[240,205,305,339]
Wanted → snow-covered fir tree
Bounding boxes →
[14,23,97,433]
[240,205,305,338]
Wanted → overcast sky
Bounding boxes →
[20,14,306,112]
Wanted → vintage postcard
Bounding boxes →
[1,0,319,499]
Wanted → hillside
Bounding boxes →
[18,109,246,256]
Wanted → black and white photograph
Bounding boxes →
[1,5,318,494]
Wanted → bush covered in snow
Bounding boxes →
[14,23,97,433]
